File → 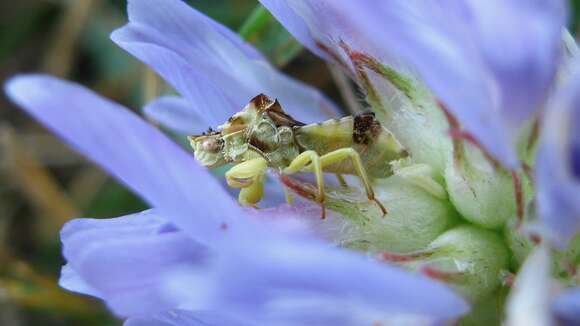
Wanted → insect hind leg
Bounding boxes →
[283,150,326,218]
[319,148,388,216]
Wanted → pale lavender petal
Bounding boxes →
[257,0,328,59]
[170,238,469,324]
[258,0,383,70]
[466,0,565,124]
[143,96,209,134]
[262,0,566,167]
[59,264,102,299]
[505,246,551,325]
[553,288,580,325]
[61,210,175,266]
[79,233,207,317]
[344,0,565,167]
[61,206,342,320]
[125,0,265,62]
[62,209,467,321]
[247,202,345,242]
[536,65,580,246]
[112,0,339,127]
[5,75,254,246]
[59,211,211,317]
[124,310,250,326]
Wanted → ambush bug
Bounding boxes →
[189,94,408,218]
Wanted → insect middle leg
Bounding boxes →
[283,150,326,218]
[319,148,388,216]
[336,174,348,188]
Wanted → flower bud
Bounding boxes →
[380,225,510,303]
[425,225,510,302]
[353,54,454,177]
[445,144,517,229]
[503,219,534,269]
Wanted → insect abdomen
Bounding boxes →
[295,113,407,178]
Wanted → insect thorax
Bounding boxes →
[214,94,304,168]
[246,117,300,168]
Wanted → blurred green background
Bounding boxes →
[0,1,578,325]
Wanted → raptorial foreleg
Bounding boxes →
[225,157,268,207]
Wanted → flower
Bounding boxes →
[5,0,580,324]
[5,74,466,324]
[4,0,469,323]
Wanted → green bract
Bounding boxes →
[324,172,458,253]
[444,145,517,229]
[365,62,453,178]
[427,225,510,302]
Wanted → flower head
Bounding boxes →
[5,71,466,325]
[5,0,580,324]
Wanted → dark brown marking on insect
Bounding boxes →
[353,112,381,145]
[249,135,271,153]
[250,93,273,110]
[265,100,305,127]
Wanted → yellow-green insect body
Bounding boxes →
[294,115,407,178]
[189,94,407,216]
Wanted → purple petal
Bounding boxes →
[59,264,102,299]
[60,208,466,322]
[112,0,339,129]
[143,96,209,135]
[4,75,255,245]
[170,238,469,324]
[125,0,265,62]
[59,211,211,317]
[257,0,329,60]
[124,310,251,326]
[536,65,580,246]
[61,206,344,319]
[263,0,566,167]
[553,287,580,325]
[505,246,551,325]
[60,210,174,265]
[258,0,381,71]
[247,202,346,242]
[572,136,580,178]
[349,0,565,167]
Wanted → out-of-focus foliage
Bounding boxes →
[239,5,304,66]
[0,0,577,325]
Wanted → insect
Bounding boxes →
[189,94,408,218]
